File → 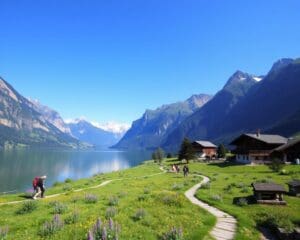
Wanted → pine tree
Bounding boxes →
[217,144,227,158]
[178,138,195,163]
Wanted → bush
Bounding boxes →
[279,169,290,175]
[50,201,68,214]
[235,197,248,206]
[16,201,38,215]
[105,207,117,219]
[133,208,147,221]
[158,191,183,207]
[39,214,64,237]
[87,218,120,240]
[256,211,295,232]
[64,211,80,225]
[161,227,183,240]
[108,196,119,206]
[137,194,148,201]
[210,194,222,202]
[84,194,98,204]
[0,226,9,239]
[201,182,211,189]
[143,188,150,194]
[64,178,73,183]
[268,158,284,172]
[241,186,249,193]
[171,183,183,191]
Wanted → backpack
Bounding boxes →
[32,177,39,188]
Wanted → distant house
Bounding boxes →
[271,138,300,163]
[287,180,300,196]
[252,182,287,205]
[230,132,287,164]
[192,141,217,159]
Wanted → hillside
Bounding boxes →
[0,77,81,149]
[113,94,212,150]
[163,58,300,151]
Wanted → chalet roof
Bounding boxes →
[273,138,300,152]
[193,141,217,148]
[288,180,300,187]
[252,183,286,192]
[231,133,288,145]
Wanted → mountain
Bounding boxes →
[113,94,212,150]
[0,77,82,149]
[67,119,123,148]
[163,58,300,151]
[28,99,71,135]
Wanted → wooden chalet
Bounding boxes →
[271,138,300,163]
[230,133,287,164]
[287,180,300,196]
[192,141,217,159]
[252,182,287,205]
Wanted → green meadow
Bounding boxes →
[0,159,299,240]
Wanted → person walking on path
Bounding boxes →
[183,165,189,177]
[32,176,47,199]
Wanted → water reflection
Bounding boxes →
[0,149,150,192]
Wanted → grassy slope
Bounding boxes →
[0,161,215,240]
[187,162,300,240]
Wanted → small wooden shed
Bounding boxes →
[287,180,300,196]
[252,182,287,205]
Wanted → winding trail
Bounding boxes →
[185,175,237,240]
[0,166,237,240]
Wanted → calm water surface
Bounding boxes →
[0,149,150,193]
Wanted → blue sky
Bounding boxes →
[1,0,300,125]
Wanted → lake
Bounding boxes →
[0,149,150,193]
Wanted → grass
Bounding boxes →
[0,160,215,240]
[185,161,300,240]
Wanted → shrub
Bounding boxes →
[105,207,117,219]
[256,211,295,232]
[210,194,222,202]
[85,194,98,204]
[64,178,73,183]
[108,196,119,206]
[279,169,290,175]
[50,201,68,214]
[87,218,120,240]
[236,183,245,188]
[133,208,147,221]
[171,183,183,191]
[235,197,248,206]
[0,226,8,239]
[241,186,249,193]
[268,158,284,172]
[39,214,64,237]
[137,194,148,201]
[117,191,127,198]
[158,191,183,207]
[144,188,150,194]
[161,227,183,240]
[16,201,38,215]
[223,185,233,193]
[64,211,80,225]
[201,182,211,189]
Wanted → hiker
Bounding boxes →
[183,165,189,177]
[172,164,177,173]
[176,164,180,173]
[32,176,47,199]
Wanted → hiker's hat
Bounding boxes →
[40,175,47,179]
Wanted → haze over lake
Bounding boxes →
[0,149,150,193]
